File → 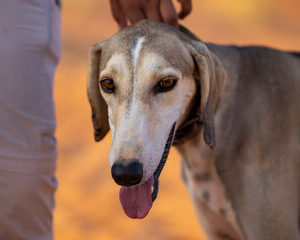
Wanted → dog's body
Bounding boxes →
[88,20,300,240]
[178,44,300,239]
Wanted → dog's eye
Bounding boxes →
[155,78,177,93]
[100,78,115,93]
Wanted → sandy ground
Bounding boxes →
[54,1,300,239]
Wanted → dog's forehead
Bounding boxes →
[100,26,193,74]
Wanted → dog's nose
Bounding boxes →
[111,160,143,186]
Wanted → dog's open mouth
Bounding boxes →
[119,122,176,219]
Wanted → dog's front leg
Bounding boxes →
[180,159,242,240]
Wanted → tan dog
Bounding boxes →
[88,20,300,240]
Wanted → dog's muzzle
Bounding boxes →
[117,122,176,219]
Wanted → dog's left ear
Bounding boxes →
[87,40,110,142]
[186,40,226,148]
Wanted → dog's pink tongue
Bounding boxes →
[119,176,154,219]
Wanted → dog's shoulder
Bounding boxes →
[211,44,300,148]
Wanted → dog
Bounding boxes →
[87,20,300,240]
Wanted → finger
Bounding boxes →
[159,0,178,27]
[178,0,192,19]
[119,0,146,24]
[110,0,128,29]
[141,0,162,22]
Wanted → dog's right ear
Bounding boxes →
[87,40,110,142]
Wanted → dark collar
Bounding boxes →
[173,113,203,145]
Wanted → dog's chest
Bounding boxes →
[178,142,243,240]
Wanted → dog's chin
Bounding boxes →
[118,122,176,219]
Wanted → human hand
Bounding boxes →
[109,0,192,30]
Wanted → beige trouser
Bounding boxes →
[0,170,58,240]
[0,0,61,239]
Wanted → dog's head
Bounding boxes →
[87,20,225,219]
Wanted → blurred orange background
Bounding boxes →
[54,1,300,239]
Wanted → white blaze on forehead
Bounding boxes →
[132,36,145,69]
